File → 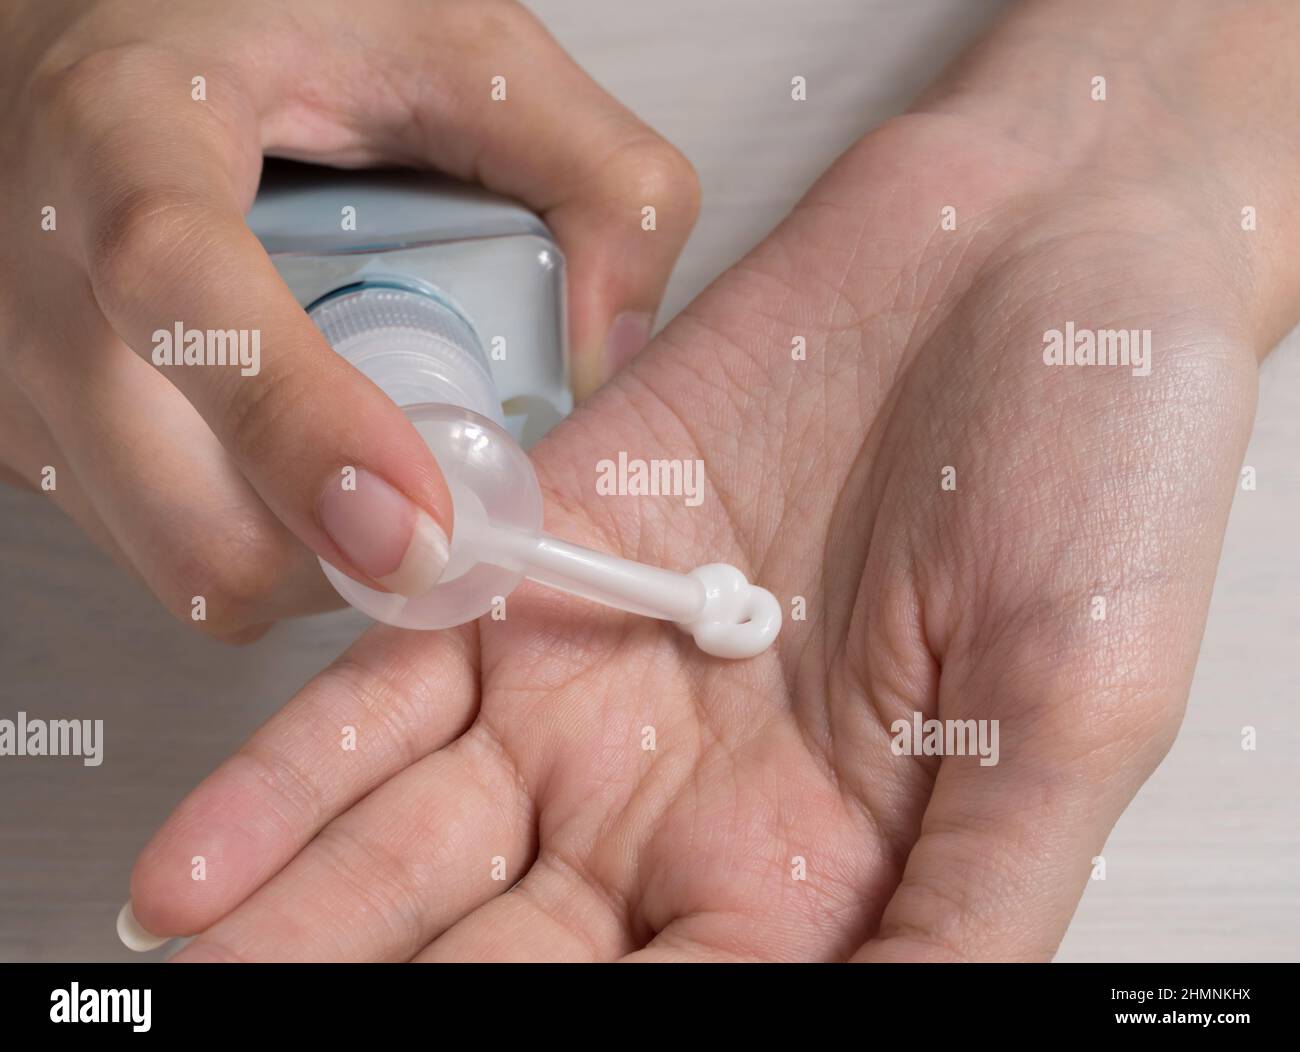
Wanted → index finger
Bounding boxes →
[44,49,454,597]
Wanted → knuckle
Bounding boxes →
[239,742,326,832]
[314,823,427,948]
[1031,667,1182,784]
[163,516,297,632]
[33,43,169,124]
[85,186,209,306]
[315,659,431,770]
[226,366,314,468]
[607,137,701,222]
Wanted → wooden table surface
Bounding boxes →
[1,0,1295,962]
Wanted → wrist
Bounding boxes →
[911,0,1300,355]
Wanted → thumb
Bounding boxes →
[855,675,1177,961]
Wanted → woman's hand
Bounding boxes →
[124,0,1300,959]
[0,0,698,640]
[124,114,1283,966]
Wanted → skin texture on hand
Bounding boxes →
[125,32,1284,959]
[0,0,698,639]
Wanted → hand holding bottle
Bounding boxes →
[0,0,699,640]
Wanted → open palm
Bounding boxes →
[128,113,1258,961]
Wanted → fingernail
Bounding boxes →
[318,468,450,597]
[117,900,169,952]
[603,311,653,373]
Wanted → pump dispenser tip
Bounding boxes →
[681,564,783,659]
